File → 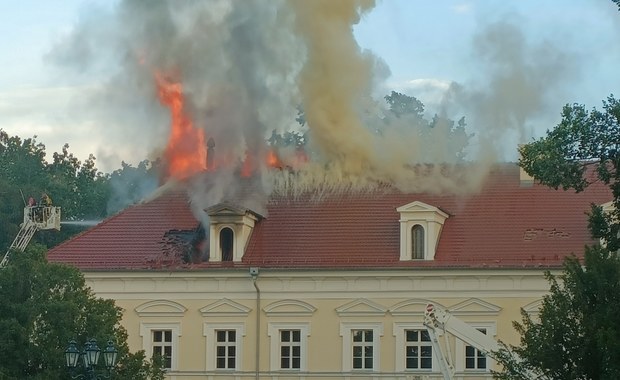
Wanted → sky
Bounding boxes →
[0,0,619,174]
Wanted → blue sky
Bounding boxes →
[0,0,618,171]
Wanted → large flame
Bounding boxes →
[155,72,207,180]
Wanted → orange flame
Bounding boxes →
[155,71,207,180]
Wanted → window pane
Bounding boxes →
[217,358,225,368]
[281,330,290,342]
[153,331,162,342]
[229,331,236,341]
[228,357,235,368]
[281,357,289,368]
[292,330,301,342]
[228,346,235,356]
[353,330,363,342]
[421,346,432,357]
[466,357,475,369]
[353,346,362,356]
[421,357,432,369]
[292,346,300,356]
[407,357,417,369]
[353,357,362,369]
[406,330,418,341]
[478,357,487,369]
[364,330,373,341]
[217,346,225,356]
[282,346,290,356]
[292,357,300,369]
[465,345,475,356]
[420,330,430,341]
[365,357,373,369]
[217,330,226,342]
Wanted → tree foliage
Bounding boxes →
[0,245,164,379]
[494,95,620,379]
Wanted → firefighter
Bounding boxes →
[41,193,52,206]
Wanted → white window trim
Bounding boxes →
[340,322,383,372]
[393,322,438,372]
[454,322,496,373]
[267,322,310,371]
[203,322,245,371]
[139,322,181,371]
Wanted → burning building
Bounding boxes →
[47,164,611,379]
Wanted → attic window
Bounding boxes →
[220,228,234,261]
[411,225,425,259]
[397,201,448,261]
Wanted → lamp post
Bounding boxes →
[65,339,118,379]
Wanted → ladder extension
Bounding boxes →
[1,221,38,268]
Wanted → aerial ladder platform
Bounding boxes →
[1,206,61,268]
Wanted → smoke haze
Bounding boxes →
[46,0,584,216]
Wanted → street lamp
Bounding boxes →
[65,339,118,379]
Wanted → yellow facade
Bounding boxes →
[85,268,552,379]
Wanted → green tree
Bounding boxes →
[384,90,426,120]
[0,244,164,380]
[493,95,620,379]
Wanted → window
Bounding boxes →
[340,322,382,372]
[280,330,301,369]
[152,330,173,369]
[268,323,310,371]
[140,323,180,371]
[465,328,487,370]
[352,329,374,369]
[411,225,424,259]
[405,329,432,370]
[220,227,234,261]
[216,330,236,369]
[204,323,245,371]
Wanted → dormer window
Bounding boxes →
[411,225,425,259]
[206,203,262,262]
[397,201,448,261]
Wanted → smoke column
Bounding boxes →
[46,0,579,214]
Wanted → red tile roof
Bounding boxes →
[47,165,612,270]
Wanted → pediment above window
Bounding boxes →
[449,298,502,316]
[199,298,251,317]
[135,300,187,317]
[336,298,387,317]
[389,298,445,317]
[264,299,317,317]
[397,201,448,261]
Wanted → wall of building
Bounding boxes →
[85,268,554,380]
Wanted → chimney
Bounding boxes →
[518,145,534,187]
[206,137,215,171]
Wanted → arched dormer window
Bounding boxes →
[220,227,234,261]
[411,225,425,259]
[397,201,449,261]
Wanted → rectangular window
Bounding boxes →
[405,329,432,369]
[465,328,487,370]
[280,329,301,369]
[352,329,374,369]
[216,330,236,369]
[152,329,173,369]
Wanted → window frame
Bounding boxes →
[204,323,245,371]
[393,322,437,372]
[340,322,382,372]
[140,322,181,371]
[267,322,310,371]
